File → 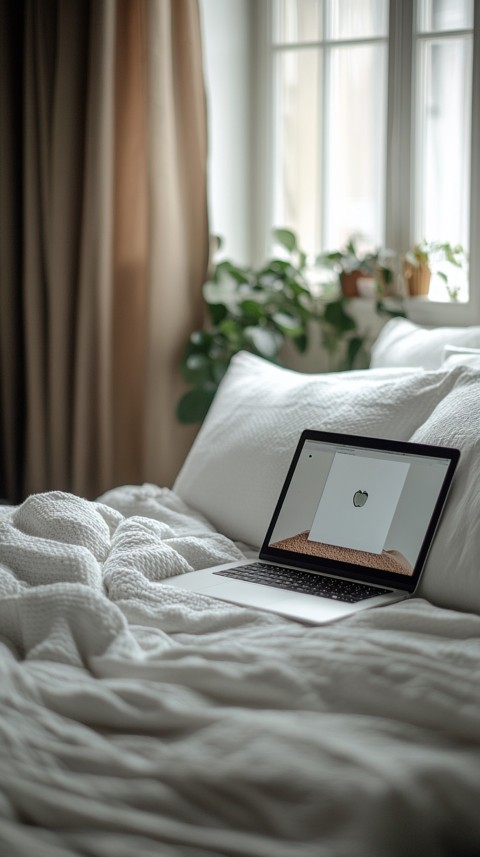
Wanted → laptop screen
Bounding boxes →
[260,430,459,591]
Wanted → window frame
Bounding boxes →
[252,0,480,326]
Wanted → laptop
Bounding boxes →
[169,430,459,625]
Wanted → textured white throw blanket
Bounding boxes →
[1,486,480,857]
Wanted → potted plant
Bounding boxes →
[319,236,397,299]
[176,229,369,424]
[404,240,467,299]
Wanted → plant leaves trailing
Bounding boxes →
[177,231,403,424]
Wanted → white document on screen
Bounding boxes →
[308,452,410,554]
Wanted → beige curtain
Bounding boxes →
[0,0,208,502]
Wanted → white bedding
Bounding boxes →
[1,485,480,857]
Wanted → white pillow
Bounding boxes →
[442,344,480,370]
[411,368,480,614]
[370,318,480,370]
[174,351,465,547]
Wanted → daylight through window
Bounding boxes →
[267,0,476,305]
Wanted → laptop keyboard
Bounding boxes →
[214,562,392,603]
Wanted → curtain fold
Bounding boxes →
[73,0,117,496]
[111,0,148,488]
[0,2,25,502]
[145,0,209,487]
[0,0,208,502]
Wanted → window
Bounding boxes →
[255,0,479,321]
[272,0,389,253]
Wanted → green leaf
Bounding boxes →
[218,319,243,345]
[215,259,250,283]
[188,330,212,351]
[273,228,297,253]
[292,332,308,353]
[271,312,303,336]
[346,335,365,370]
[212,234,223,251]
[323,300,356,332]
[298,250,307,269]
[378,266,393,285]
[240,299,265,322]
[208,302,228,325]
[258,262,290,286]
[211,359,231,384]
[203,274,238,306]
[376,299,406,319]
[176,387,217,424]
[181,353,211,384]
[244,326,282,358]
[321,251,344,265]
[284,278,310,298]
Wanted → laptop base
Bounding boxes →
[167,561,408,626]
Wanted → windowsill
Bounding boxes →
[346,294,479,330]
[404,297,478,328]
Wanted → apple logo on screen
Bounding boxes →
[353,490,368,508]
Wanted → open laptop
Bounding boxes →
[169,430,459,624]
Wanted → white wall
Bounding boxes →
[199,0,253,265]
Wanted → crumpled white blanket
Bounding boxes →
[1,485,480,857]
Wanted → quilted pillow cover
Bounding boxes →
[174,351,464,547]
[370,317,480,370]
[442,344,480,370]
[412,368,480,614]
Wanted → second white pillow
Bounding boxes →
[370,318,480,370]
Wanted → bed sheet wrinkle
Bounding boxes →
[111,583,271,637]
[103,512,245,606]
[1,485,480,856]
[3,707,480,857]
[93,623,480,739]
[0,520,103,591]
[0,822,78,857]
[97,482,219,536]
[11,491,122,558]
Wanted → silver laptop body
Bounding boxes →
[169,430,459,625]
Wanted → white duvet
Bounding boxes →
[0,485,479,857]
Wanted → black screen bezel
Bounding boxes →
[259,429,460,593]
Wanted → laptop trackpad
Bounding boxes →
[201,578,363,624]
[202,579,294,610]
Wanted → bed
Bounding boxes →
[1,318,480,857]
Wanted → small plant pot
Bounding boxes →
[340,269,368,298]
[404,260,431,297]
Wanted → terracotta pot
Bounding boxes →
[404,260,431,297]
[340,269,368,298]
